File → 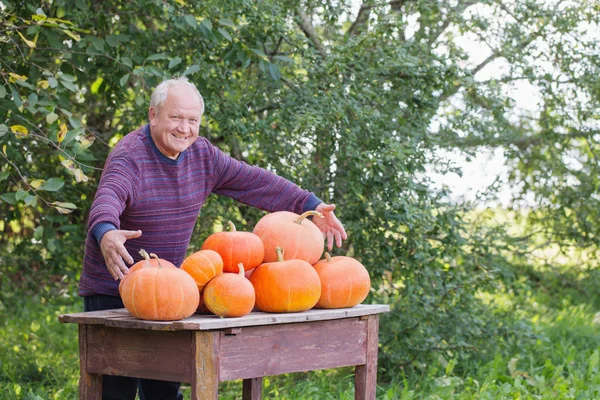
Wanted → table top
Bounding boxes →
[58,304,390,331]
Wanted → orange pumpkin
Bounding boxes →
[253,211,324,264]
[201,221,264,273]
[312,253,371,308]
[119,249,176,297]
[249,247,321,313]
[120,251,199,321]
[203,263,255,317]
[181,249,223,291]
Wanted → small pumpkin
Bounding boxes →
[203,263,255,317]
[312,252,371,309]
[201,221,264,273]
[119,249,176,297]
[181,249,224,291]
[249,247,321,313]
[253,211,325,265]
[120,250,199,321]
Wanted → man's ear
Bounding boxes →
[149,107,157,125]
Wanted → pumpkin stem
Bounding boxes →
[294,210,323,225]
[139,249,151,268]
[149,253,163,269]
[275,246,285,262]
[325,252,333,262]
[238,263,245,276]
[227,221,236,232]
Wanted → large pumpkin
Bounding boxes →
[120,251,199,321]
[312,253,371,309]
[181,249,223,291]
[203,264,255,317]
[249,247,321,313]
[253,211,324,264]
[201,221,264,273]
[119,249,176,297]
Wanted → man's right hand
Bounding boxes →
[100,229,142,280]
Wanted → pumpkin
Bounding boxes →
[120,251,199,321]
[249,247,321,313]
[181,249,223,291]
[203,263,255,317]
[253,211,324,265]
[312,252,371,309]
[119,249,176,297]
[201,221,264,273]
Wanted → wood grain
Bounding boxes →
[192,331,220,400]
[217,318,368,380]
[78,325,102,400]
[355,315,380,400]
[60,304,390,331]
[85,325,191,382]
[243,378,263,400]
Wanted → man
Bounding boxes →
[79,77,347,400]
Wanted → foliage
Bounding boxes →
[1,0,600,384]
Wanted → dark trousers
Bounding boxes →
[84,294,183,400]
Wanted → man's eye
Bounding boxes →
[172,116,182,120]
[190,119,198,124]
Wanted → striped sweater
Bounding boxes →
[78,124,321,297]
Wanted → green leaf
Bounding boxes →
[200,19,212,31]
[33,226,44,240]
[218,28,232,42]
[184,15,197,28]
[60,73,77,82]
[48,77,58,88]
[0,85,6,98]
[28,93,38,108]
[218,18,235,27]
[39,177,65,192]
[1,193,16,205]
[24,195,37,207]
[250,48,269,61]
[46,112,59,124]
[268,63,281,80]
[106,34,119,47]
[183,65,201,76]
[52,201,77,214]
[274,55,295,63]
[0,124,7,137]
[0,170,9,181]
[121,57,132,68]
[120,74,130,87]
[169,57,182,69]
[68,117,82,129]
[15,190,29,201]
[61,80,77,92]
[146,53,168,61]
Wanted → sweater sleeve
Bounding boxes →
[209,142,322,214]
[87,153,139,235]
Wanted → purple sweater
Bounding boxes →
[79,125,321,297]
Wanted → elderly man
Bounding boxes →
[79,77,346,400]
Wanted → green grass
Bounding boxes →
[2,271,600,399]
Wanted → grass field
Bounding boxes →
[2,265,600,399]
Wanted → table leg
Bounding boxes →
[191,331,220,400]
[78,325,102,400]
[355,315,380,400]
[242,377,263,400]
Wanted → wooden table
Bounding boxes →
[59,304,389,399]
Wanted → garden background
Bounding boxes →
[2,0,600,398]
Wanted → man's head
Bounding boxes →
[149,77,205,159]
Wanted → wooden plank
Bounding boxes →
[78,325,102,400]
[176,304,390,331]
[217,318,367,381]
[355,315,380,400]
[243,378,263,400]
[85,325,191,382]
[192,331,220,400]
[59,304,390,331]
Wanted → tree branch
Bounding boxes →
[346,2,371,37]
[295,10,327,58]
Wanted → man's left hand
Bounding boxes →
[314,203,348,251]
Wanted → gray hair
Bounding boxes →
[150,77,205,115]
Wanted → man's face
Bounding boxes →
[149,84,203,159]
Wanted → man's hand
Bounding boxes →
[100,229,142,280]
[314,203,348,251]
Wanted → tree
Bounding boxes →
[1,0,598,378]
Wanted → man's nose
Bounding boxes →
[177,118,190,131]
